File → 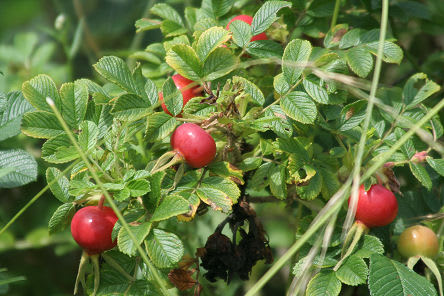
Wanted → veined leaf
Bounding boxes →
[346,47,373,78]
[162,77,183,116]
[151,3,184,26]
[426,157,444,177]
[403,73,440,109]
[246,40,284,58]
[46,167,70,203]
[282,39,312,85]
[146,112,178,141]
[368,254,437,296]
[303,76,330,104]
[203,47,237,80]
[22,74,61,113]
[196,176,240,212]
[93,56,142,96]
[306,270,341,296]
[0,149,37,188]
[59,80,88,128]
[112,94,151,121]
[48,203,75,234]
[150,195,190,222]
[78,121,98,152]
[118,222,152,256]
[232,76,265,105]
[251,1,292,35]
[409,163,432,190]
[366,41,403,64]
[42,134,79,164]
[165,45,203,81]
[0,91,34,141]
[336,255,368,286]
[196,27,230,62]
[21,111,64,139]
[280,91,317,124]
[145,229,184,268]
[229,20,252,48]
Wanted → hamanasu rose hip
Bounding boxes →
[71,205,118,255]
[348,184,398,228]
[171,123,216,168]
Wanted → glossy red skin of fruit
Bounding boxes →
[348,184,398,228]
[171,123,216,168]
[71,206,118,255]
[226,15,268,42]
[398,225,439,258]
[159,74,202,116]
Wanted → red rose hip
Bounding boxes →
[348,184,398,228]
[226,15,268,42]
[71,206,118,255]
[159,74,202,116]
[171,123,216,168]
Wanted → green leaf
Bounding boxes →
[246,40,284,58]
[251,1,292,35]
[409,163,432,190]
[306,270,341,296]
[203,47,237,80]
[21,111,64,139]
[336,255,368,286]
[146,112,178,141]
[150,3,184,26]
[145,171,166,213]
[42,134,79,164]
[118,222,152,256]
[353,235,384,258]
[78,121,98,152]
[59,81,88,128]
[273,73,291,95]
[265,105,293,138]
[426,157,444,177]
[112,94,151,121]
[46,167,70,203]
[126,179,150,197]
[303,77,330,104]
[280,91,317,124]
[0,91,34,141]
[196,176,240,212]
[368,254,438,296]
[162,77,183,116]
[135,18,161,32]
[229,20,252,48]
[0,149,38,188]
[338,100,367,132]
[346,46,373,78]
[232,76,265,106]
[22,74,61,113]
[269,164,287,200]
[165,45,203,81]
[421,257,444,296]
[211,0,235,17]
[282,39,312,85]
[93,56,142,96]
[339,28,363,49]
[365,41,403,64]
[207,161,244,184]
[48,203,75,234]
[150,195,190,222]
[295,170,322,200]
[144,78,159,106]
[145,229,184,268]
[196,27,230,62]
[403,73,440,109]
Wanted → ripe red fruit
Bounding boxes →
[226,15,268,42]
[398,225,439,258]
[159,74,202,116]
[171,123,216,168]
[71,206,118,255]
[348,184,398,228]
